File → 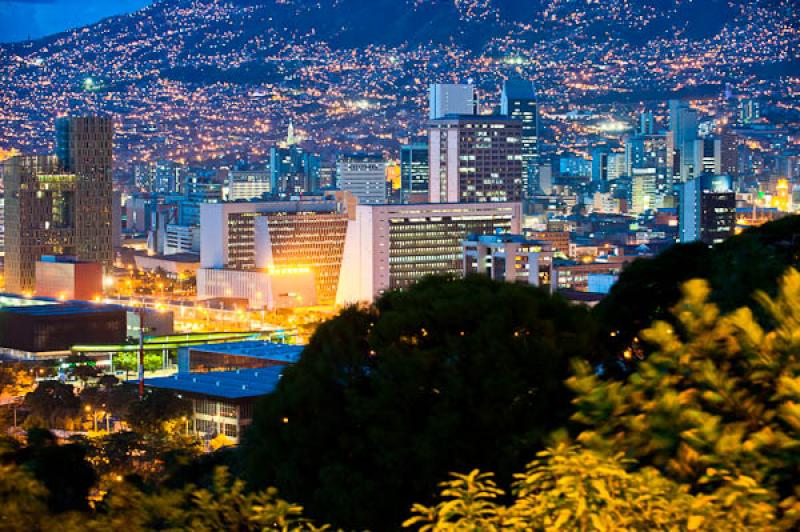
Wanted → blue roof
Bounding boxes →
[187,340,303,364]
[143,366,284,399]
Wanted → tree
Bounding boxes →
[23,380,81,429]
[404,443,776,531]
[242,275,598,530]
[569,268,800,529]
[126,388,192,437]
[595,215,800,352]
[0,462,50,531]
[3,429,96,513]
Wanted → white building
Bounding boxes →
[337,202,522,304]
[227,170,271,201]
[429,83,477,119]
[336,155,387,205]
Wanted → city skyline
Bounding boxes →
[0,2,798,530]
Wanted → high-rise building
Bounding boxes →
[501,79,539,196]
[692,137,722,177]
[738,99,761,125]
[270,145,320,197]
[679,174,735,245]
[5,117,113,294]
[337,202,522,303]
[668,100,699,183]
[631,168,658,215]
[400,142,429,200]
[640,111,655,135]
[55,116,114,266]
[429,83,477,120]
[428,115,523,203]
[336,153,387,205]
[592,150,625,182]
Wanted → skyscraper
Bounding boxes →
[428,115,523,203]
[639,111,655,136]
[5,117,113,294]
[400,141,429,200]
[501,79,539,196]
[679,174,735,245]
[429,83,477,120]
[692,137,722,176]
[668,100,699,182]
[55,116,114,266]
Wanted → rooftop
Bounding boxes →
[187,340,304,364]
[0,294,123,316]
[143,366,284,399]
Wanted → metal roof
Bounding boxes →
[143,366,284,399]
[187,340,303,364]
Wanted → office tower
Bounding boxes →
[640,111,655,135]
[429,83,477,119]
[270,145,321,197]
[739,99,761,125]
[668,100,699,183]
[5,117,113,294]
[501,79,539,196]
[631,168,658,215]
[228,169,272,201]
[55,116,113,266]
[428,115,523,203]
[337,202,522,303]
[719,132,739,181]
[336,153,387,205]
[679,174,735,245]
[692,137,722,176]
[559,155,592,178]
[155,160,183,193]
[400,141,429,200]
[592,150,625,182]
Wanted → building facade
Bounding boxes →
[337,202,522,303]
[679,174,736,245]
[501,79,539,196]
[336,153,386,205]
[428,115,523,203]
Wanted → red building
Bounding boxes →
[35,255,103,301]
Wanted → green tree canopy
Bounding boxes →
[404,443,776,531]
[595,215,800,351]
[242,275,598,530]
[570,268,800,528]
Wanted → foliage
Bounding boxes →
[570,268,800,529]
[0,462,322,532]
[595,215,800,350]
[22,380,81,429]
[114,352,163,373]
[1,429,96,514]
[242,275,597,530]
[0,462,49,531]
[404,443,776,531]
[126,388,192,437]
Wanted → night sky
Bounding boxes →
[0,0,152,43]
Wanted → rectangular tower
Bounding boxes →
[428,115,523,203]
[501,79,539,196]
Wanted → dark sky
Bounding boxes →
[0,0,152,43]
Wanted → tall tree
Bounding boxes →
[242,275,597,530]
